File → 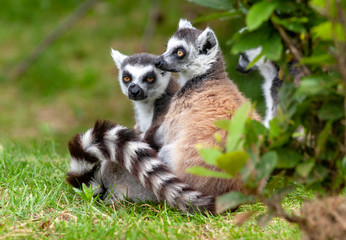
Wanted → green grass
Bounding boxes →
[0,141,301,239]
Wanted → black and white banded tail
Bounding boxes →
[66,120,215,214]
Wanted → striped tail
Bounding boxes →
[66,120,215,214]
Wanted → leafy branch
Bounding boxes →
[188,0,346,238]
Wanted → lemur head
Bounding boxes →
[154,19,220,82]
[111,50,171,102]
[236,47,263,74]
[237,46,279,79]
[236,28,267,74]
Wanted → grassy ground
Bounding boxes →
[0,142,302,239]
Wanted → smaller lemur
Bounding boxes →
[236,46,283,128]
[66,52,180,203]
[111,50,180,150]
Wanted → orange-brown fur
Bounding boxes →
[163,79,261,196]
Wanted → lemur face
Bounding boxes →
[111,50,171,102]
[155,19,219,78]
[236,47,264,74]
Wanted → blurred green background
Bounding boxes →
[0,0,264,154]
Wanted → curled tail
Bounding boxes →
[66,120,215,214]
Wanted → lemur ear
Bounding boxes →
[178,19,195,30]
[110,49,128,69]
[196,28,218,55]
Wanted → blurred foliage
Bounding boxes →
[188,0,345,236]
[0,0,264,154]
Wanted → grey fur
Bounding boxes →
[155,23,225,85]
[98,161,157,202]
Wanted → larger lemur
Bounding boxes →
[153,19,261,197]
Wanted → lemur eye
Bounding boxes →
[146,77,154,82]
[123,76,131,82]
[176,50,184,57]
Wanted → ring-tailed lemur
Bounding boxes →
[67,52,180,202]
[152,19,261,197]
[236,46,283,128]
[110,50,180,150]
[66,52,216,214]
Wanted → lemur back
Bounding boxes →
[154,20,261,197]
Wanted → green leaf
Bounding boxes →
[186,166,232,179]
[246,1,277,31]
[256,151,278,181]
[316,121,332,155]
[312,21,346,42]
[261,32,283,60]
[188,0,232,10]
[269,118,281,139]
[73,187,83,195]
[275,1,299,14]
[276,149,302,168]
[313,165,329,182]
[342,156,346,169]
[245,119,268,145]
[300,55,335,65]
[82,183,94,200]
[247,51,264,70]
[311,0,326,8]
[232,24,282,60]
[216,191,255,213]
[296,159,315,178]
[214,132,223,143]
[198,148,223,166]
[318,102,344,121]
[272,15,306,33]
[311,0,337,18]
[216,151,249,177]
[214,119,230,130]
[194,10,242,23]
[226,101,251,152]
[297,75,327,96]
[231,24,271,54]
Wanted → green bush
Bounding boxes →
[188,0,345,237]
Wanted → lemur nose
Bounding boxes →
[154,59,162,68]
[129,85,141,96]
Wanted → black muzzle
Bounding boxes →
[128,84,146,101]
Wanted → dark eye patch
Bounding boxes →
[143,71,156,83]
[173,46,186,59]
[240,53,250,63]
[122,71,132,84]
